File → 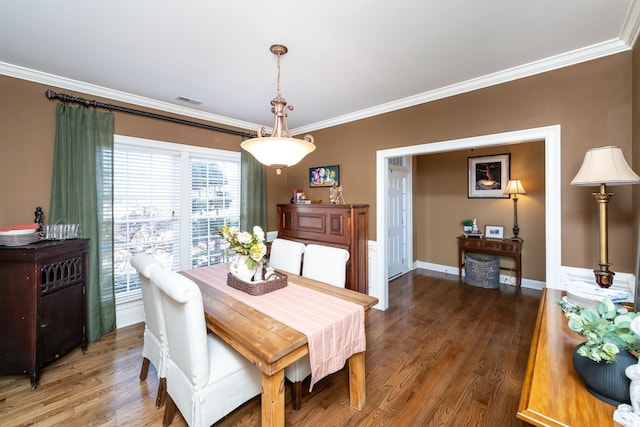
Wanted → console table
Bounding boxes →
[457,235,522,287]
[517,288,616,426]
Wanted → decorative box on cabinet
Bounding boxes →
[277,203,369,294]
[0,239,89,389]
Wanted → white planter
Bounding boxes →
[229,255,257,282]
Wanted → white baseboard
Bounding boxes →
[414,260,636,297]
[115,298,144,329]
[415,260,545,291]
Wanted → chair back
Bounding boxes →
[131,255,165,342]
[151,269,210,389]
[268,238,305,275]
[302,244,350,287]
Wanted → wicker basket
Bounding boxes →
[227,269,288,295]
[464,253,500,289]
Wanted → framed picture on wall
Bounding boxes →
[468,154,510,198]
[309,165,340,187]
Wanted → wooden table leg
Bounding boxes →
[348,352,366,410]
[261,369,285,427]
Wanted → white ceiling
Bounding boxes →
[0,1,638,135]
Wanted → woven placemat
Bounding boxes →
[227,270,288,295]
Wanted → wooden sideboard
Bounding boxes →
[0,239,89,389]
[277,203,369,294]
[517,288,616,426]
[457,235,522,287]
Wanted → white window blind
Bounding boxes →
[111,135,240,299]
[189,156,240,268]
[113,146,181,295]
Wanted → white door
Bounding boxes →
[388,166,409,279]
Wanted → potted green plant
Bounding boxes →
[462,219,474,233]
[558,297,640,404]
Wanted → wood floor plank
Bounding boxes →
[0,269,540,426]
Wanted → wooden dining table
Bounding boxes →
[183,265,378,427]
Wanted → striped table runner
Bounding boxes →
[181,263,365,389]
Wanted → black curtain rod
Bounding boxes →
[45,89,256,139]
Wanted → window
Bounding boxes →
[112,135,240,299]
[189,156,240,268]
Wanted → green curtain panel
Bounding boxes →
[240,149,267,232]
[50,103,115,342]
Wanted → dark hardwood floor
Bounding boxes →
[0,269,541,426]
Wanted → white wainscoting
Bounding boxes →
[116,293,144,329]
[368,240,379,306]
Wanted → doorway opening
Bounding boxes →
[373,125,562,310]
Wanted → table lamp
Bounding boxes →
[504,179,526,240]
[570,146,640,288]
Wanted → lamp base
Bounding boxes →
[593,265,615,288]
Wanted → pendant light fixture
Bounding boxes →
[241,44,315,175]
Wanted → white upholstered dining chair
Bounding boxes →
[268,238,306,275]
[301,244,350,286]
[150,268,262,427]
[285,243,351,410]
[130,254,167,408]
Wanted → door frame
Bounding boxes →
[373,125,561,310]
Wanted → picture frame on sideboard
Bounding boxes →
[485,225,504,239]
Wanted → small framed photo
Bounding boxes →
[468,154,510,198]
[309,165,339,187]
[485,225,505,239]
[292,188,303,203]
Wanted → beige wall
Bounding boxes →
[279,52,636,275]
[414,142,545,281]
[0,49,637,278]
[0,77,296,231]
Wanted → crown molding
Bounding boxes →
[290,38,631,135]
[0,35,633,137]
[621,0,640,48]
[0,61,260,133]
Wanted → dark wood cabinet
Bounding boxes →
[0,239,89,389]
[277,204,369,294]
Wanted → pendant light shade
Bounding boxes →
[241,136,315,171]
[241,44,315,174]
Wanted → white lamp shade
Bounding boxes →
[571,146,640,186]
[240,137,316,168]
[504,179,527,195]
